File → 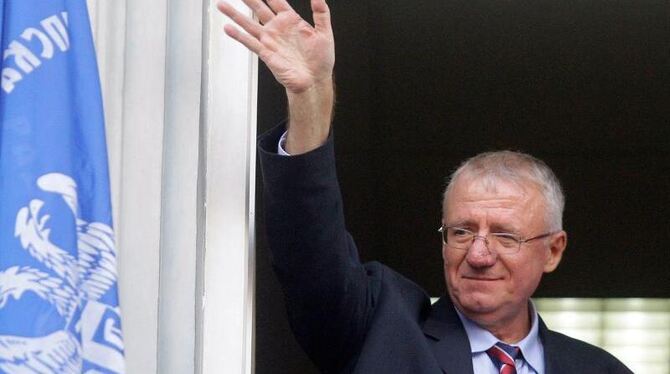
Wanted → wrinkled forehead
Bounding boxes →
[443,171,547,214]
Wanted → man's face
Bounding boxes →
[442,174,566,331]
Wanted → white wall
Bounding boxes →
[87,1,257,373]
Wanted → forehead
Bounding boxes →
[443,174,547,227]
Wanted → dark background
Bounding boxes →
[254,0,670,372]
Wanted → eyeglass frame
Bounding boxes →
[437,225,557,254]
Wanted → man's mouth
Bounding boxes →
[462,275,502,281]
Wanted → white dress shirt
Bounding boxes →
[455,302,545,374]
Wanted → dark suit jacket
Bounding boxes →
[259,123,632,374]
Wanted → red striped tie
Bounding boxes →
[486,343,521,374]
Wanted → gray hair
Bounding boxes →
[443,151,565,231]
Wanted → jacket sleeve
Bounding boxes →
[258,122,380,372]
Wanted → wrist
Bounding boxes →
[285,77,334,155]
[286,76,334,105]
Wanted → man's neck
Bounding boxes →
[461,303,532,344]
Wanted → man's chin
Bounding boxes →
[452,292,501,317]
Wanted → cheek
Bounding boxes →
[443,249,464,282]
[509,258,545,293]
[514,273,543,301]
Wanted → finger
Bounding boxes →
[266,0,294,13]
[311,0,332,33]
[218,1,263,38]
[223,24,264,55]
[241,0,275,24]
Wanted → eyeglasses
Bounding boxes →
[437,226,556,255]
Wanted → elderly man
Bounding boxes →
[218,0,632,372]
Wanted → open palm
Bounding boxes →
[218,0,335,94]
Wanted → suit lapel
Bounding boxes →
[538,316,561,374]
[422,300,568,374]
[421,297,474,374]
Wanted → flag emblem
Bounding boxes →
[1,1,125,373]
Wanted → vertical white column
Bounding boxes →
[115,0,168,372]
[200,0,258,373]
[157,0,205,373]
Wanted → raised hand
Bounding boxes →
[218,0,336,154]
[218,0,335,94]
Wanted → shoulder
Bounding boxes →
[363,261,432,316]
[541,321,634,373]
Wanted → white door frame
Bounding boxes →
[88,0,257,372]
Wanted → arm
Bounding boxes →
[258,125,377,370]
[217,0,334,154]
[219,1,376,369]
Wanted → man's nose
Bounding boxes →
[465,236,497,268]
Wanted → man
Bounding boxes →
[218,0,633,372]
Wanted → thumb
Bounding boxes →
[311,0,332,34]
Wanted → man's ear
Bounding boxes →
[544,231,567,273]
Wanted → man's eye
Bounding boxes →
[451,228,470,236]
[495,234,519,247]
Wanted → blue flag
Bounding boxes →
[0,1,125,373]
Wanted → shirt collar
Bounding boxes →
[454,301,545,373]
